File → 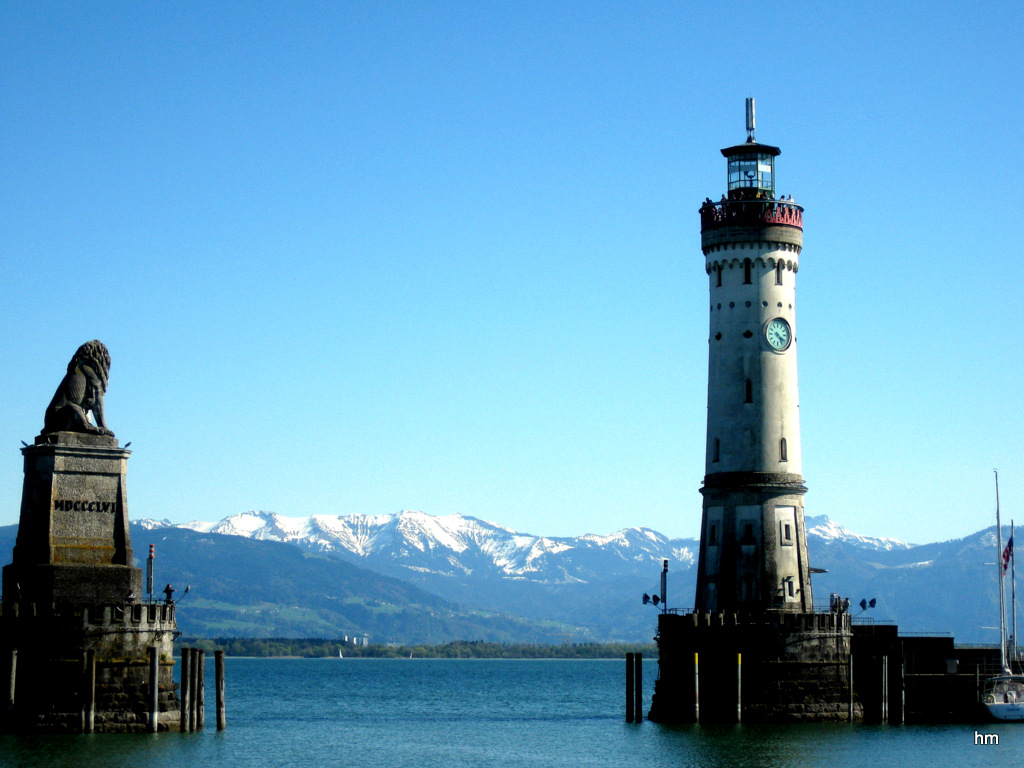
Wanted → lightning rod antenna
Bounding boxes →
[745,97,756,143]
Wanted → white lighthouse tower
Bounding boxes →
[649,102,857,724]
[694,99,811,614]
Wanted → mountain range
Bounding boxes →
[108,510,1011,646]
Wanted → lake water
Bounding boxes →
[0,658,1016,767]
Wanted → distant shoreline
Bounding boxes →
[176,637,657,660]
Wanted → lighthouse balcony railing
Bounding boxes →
[699,199,803,231]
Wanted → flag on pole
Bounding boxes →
[1003,535,1014,573]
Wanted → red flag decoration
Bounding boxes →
[1003,535,1014,573]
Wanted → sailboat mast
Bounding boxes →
[1013,519,1018,668]
[997,470,1008,673]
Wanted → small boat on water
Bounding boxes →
[982,470,1024,721]
[984,675,1024,720]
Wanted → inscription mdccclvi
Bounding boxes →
[53,499,116,513]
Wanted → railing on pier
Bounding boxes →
[699,199,803,231]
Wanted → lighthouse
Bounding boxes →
[695,98,811,614]
[648,101,857,724]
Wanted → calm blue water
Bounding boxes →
[0,658,1017,767]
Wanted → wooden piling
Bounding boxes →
[148,646,159,732]
[625,653,634,722]
[633,652,643,722]
[188,648,199,732]
[215,650,226,731]
[180,647,191,732]
[196,650,205,730]
[82,648,95,734]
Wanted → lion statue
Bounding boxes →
[42,340,114,437]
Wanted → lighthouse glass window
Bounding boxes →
[728,153,774,195]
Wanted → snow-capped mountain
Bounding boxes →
[172,509,697,584]
[805,515,911,551]
[129,510,1004,643]
[138,510,701,641]
[136,509,922,642]
[142,510,912,597]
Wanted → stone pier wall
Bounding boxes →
[0,601,180,732]
[648,610,858,723]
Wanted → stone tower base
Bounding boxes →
[1,601,180,733]
[648,610,859,723]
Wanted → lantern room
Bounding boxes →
[721,97,781,201]
[722,144,780,199]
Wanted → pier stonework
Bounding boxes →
[0,342,180,732]
[648,102,855,723]
[649,611,858,722]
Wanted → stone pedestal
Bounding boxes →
[0,432,179,732]
[3,432,138,605]
[648,610,859,723]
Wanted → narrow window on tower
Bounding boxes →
[743,259,751,284]
[709,524,718,546]
[780,437,788,462]
[716,264,722,287]
[776,261,784,285]
[713,438,720,463]
[744,378,753,403]
[777,507,796,547]
[741,522,755,544]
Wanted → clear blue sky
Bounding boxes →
[1,2,1021,544]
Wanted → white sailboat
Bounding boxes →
[983,469,1024,721]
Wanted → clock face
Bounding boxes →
[765,318,791,350]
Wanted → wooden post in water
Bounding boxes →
[633,652,643,722]
[179,647,191,732]
[196,650,205,729]
[215,650,226,731]
[5,648,15,716]
[188,648,199,732]
[625,653,634,722]
[148,646,159,733]
[82,648,96,734]
[693,652,699,723]
[736,653,742,723]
